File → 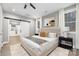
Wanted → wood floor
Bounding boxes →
[1,36,29,56]
[0,36,78,56]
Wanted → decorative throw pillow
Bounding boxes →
[40,31,48,37]
[48,32,57,38]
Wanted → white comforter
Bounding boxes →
[20,35,58,55]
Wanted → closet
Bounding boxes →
[20,22,30,37]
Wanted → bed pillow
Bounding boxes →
[40,31,48,37]
[48,32,57,38]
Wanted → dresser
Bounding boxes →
[59,36,73,50]
[59,32,76,50]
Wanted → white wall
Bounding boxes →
[76,4,79,49]
[3,18,9,42]
[16,25,21,35]
[59,9,65,35]
[20,20,35,37]
[0,4,3,48]
[0,5,2,32]
[30,20,36,36]
[20,22,30,37]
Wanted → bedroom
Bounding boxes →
[0,3,78,56]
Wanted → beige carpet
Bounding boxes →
[10,44,29,56]
[49,47,69,56]
[10,44,69,56]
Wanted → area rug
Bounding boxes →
[10,44,29,56]
[49,47,69,56]
[10,44,69,56]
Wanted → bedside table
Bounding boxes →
[35,33,39,35]
[58,36,73,50]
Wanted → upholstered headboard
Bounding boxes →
[40,27,60,36]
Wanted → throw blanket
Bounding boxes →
[26,37,47,45]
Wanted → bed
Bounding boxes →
[20,27,60,56]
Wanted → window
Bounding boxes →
[65,11,76,32]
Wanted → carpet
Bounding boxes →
[10,44,29,56]
[10,44,69,56]
[49,47,69,56]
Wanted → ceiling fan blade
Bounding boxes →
[24,4,27,9]
[30,3,36,9]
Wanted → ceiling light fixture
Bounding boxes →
[12,9,15,12]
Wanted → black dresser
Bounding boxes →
[35,33,39,35]
[59,36,73,50]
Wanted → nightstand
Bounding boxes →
[59,36,73,50]
[35,33,39,35]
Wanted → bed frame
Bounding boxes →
[20,27,60,56]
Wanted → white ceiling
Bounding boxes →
[2,3,74,18]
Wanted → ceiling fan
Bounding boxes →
[24,3,36,10]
